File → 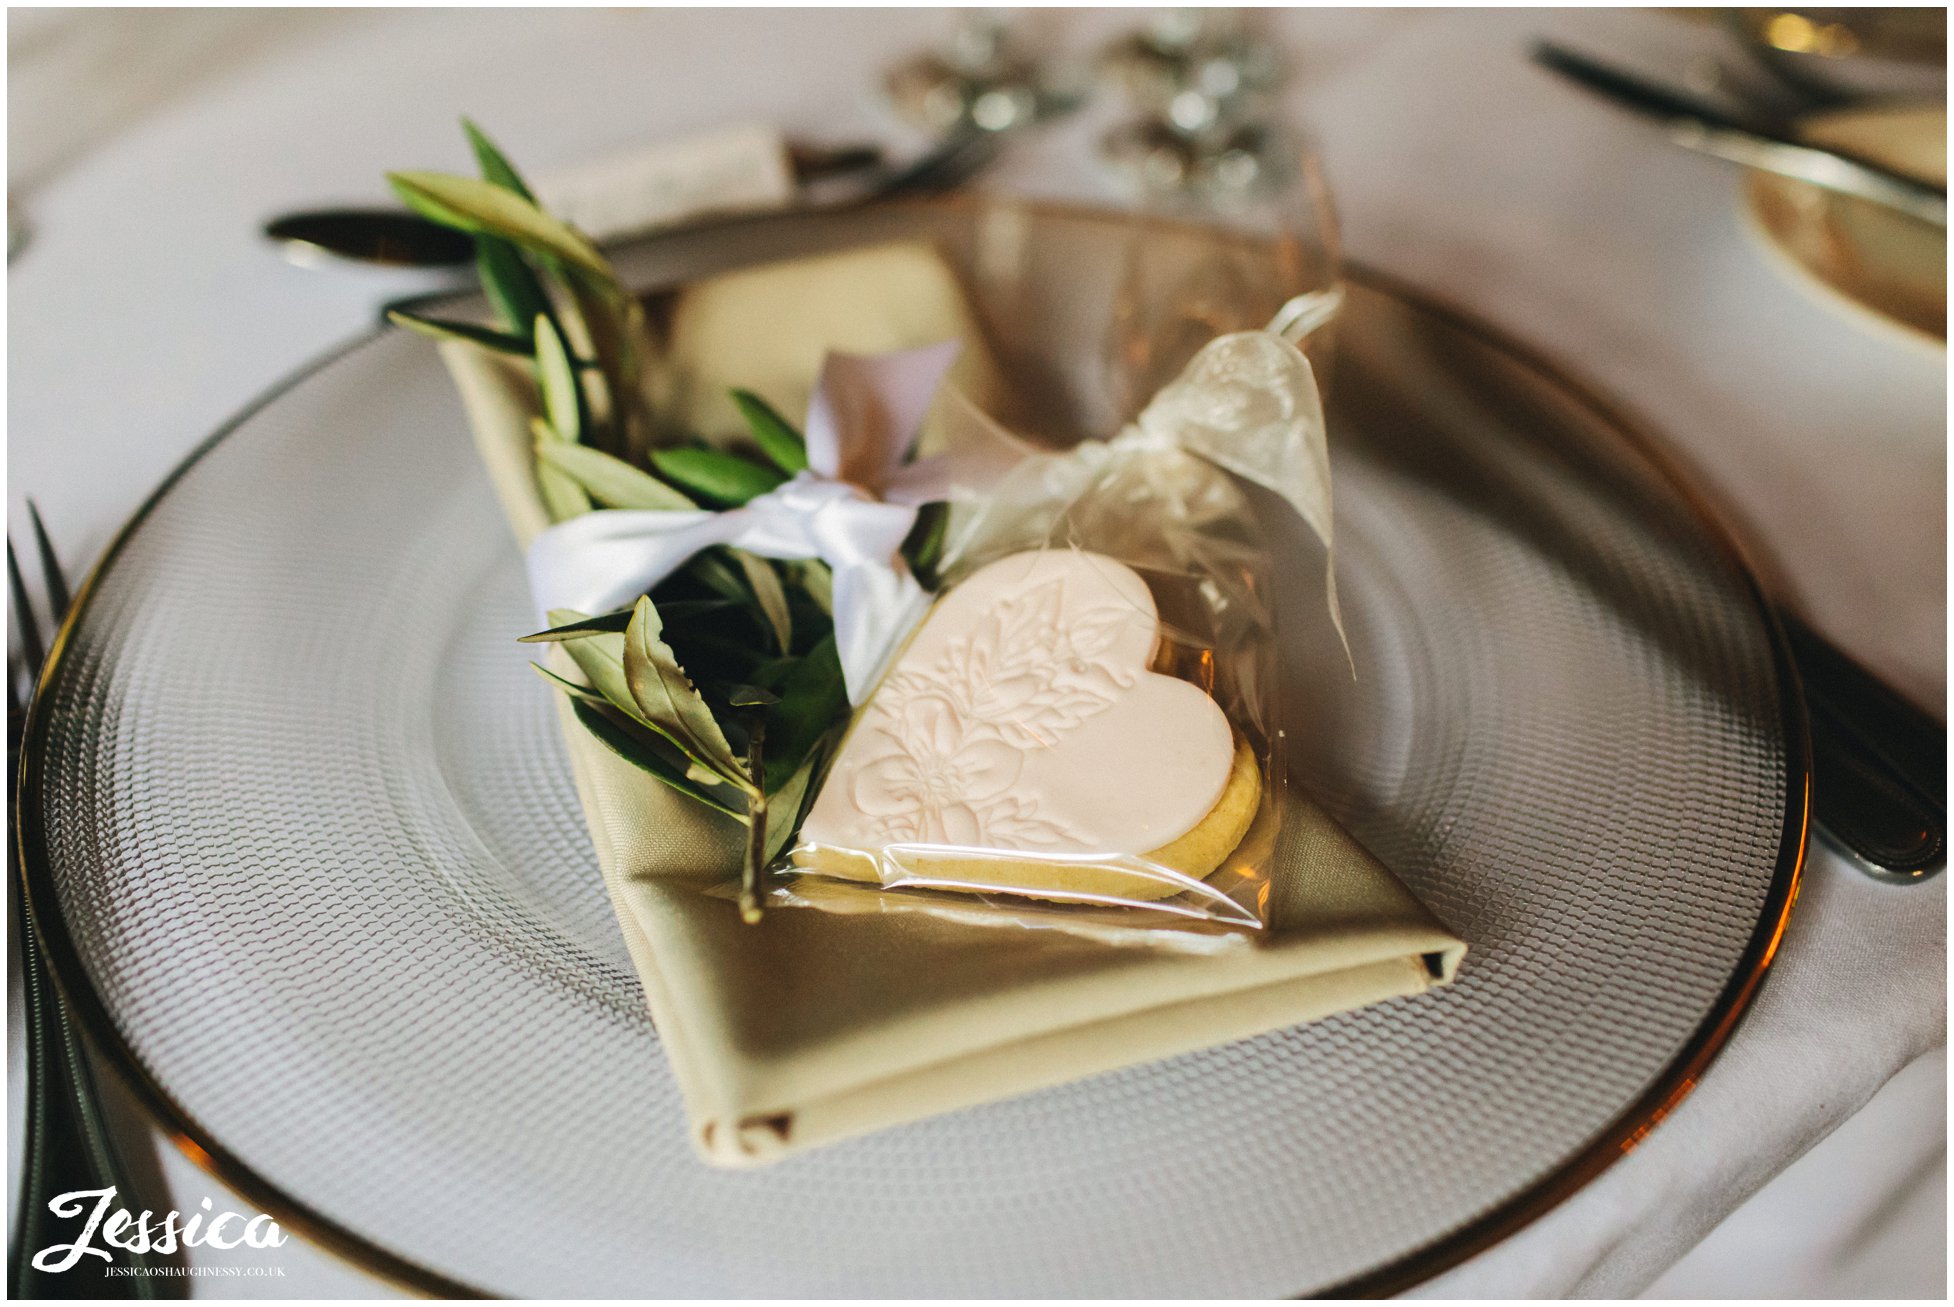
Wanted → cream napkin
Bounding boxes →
[438,243,1464,1166]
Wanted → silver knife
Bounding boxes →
[1534,40,1947,229]
[265,137,889,269]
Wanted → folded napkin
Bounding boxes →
[439,242,1464,1166]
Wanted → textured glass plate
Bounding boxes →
[21,200,1803,1297]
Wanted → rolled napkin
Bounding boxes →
[440,241,1464,1166]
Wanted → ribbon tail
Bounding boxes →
[1325,557,1353,678]
[882,383,1045,506]
[804,341,964,490]
[1267,287,1345,347]
[526,508,737,624]
[828,556,932,704]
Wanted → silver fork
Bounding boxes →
[9,503,169,1298]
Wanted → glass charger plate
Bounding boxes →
[20,199,1804,1297]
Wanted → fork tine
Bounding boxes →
[25,500,69,622]
[5,622,24,738]
[910,131,1001,194]
[875,126,997,199]
[7,536,46,680]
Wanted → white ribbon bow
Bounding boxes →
[527,298,1343,704]
[527,341,986,701]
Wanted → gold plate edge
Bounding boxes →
[14,234,1812,1302]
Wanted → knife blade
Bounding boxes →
[1533,40,1947,228]
[265,135,889,269]
[1781,612,1945,883]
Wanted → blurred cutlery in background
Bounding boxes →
[1747,100,1945,339]
[1096,7,1289,196]
[1782,611,1945,883]
[265,130,889,269]
[8,506,168,1298]
[265,207,474,268]
[1534,39,1946,228]
[883,8,1089,136]
[370,122,1007,324]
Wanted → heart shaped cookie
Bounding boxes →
[797,549,1256,901]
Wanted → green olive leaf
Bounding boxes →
[570,700,746,821]
[552,614,732,789]
[622,596,751,791]
[766,756,818,854]
[385,308,530,355]
[732,551,792,653]
[684,758,728,786]
[550,612,637,717]
[547,610,765,798]
[520,608,635,643]
[462,118,537,201]
[528,661,608,705]
[684,550,751,602]
[763,633,849,781]
[762,751,823,865]
[533,439,697,511]
[520,602,743,644]
[473,235,549,342]
[451,118,640,449]
[647,446,786,507]
[731,388,809,475]
[529,419,592,521]
[787,559,834,615]
[901,500,951,589]
[387,170,607,275]
[533,314,582,443]
[553,275,646,457]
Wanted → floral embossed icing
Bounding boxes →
[800,550,1237,858]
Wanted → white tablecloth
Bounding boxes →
[8,9,1944,1298]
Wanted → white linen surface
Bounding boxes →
[7,7,1943,1298]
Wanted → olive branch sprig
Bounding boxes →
[384,120,947,920]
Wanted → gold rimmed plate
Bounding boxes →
[19,198,1805,1296]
